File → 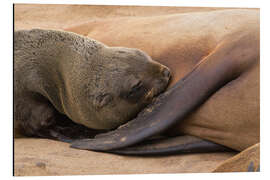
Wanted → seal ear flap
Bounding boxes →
[93,93,113,109]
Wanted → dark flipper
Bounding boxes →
[71,36,257,151]
[108,135,236,155]
[35,114,108,143]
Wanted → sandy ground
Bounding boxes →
[14,138,235,176]
[14,4,237,176]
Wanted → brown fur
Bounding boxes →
[14,29,170,140]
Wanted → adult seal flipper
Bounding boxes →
[71,31,259,152]
[108,135,235,155]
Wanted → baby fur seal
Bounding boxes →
[14,29,171,141]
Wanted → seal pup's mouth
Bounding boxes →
[144,86,166,102]
[145,68,171,102]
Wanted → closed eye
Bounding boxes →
[119,80,146,103]
[128,81,143,98]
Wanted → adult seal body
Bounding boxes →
[67,9,259,153]
[14,29,170,141]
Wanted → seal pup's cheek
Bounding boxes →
[93,93,113,109]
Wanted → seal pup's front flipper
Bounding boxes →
[108,135,235,155]
[36,114,108,143]
[71,33,259,152]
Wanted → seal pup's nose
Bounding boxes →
[162,68,171,79]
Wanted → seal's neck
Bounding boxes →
[15,29,102,59]
[14,29,104,116]
[14,29,94,113]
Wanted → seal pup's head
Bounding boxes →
[89,47,171,129]
[24,29,171,130]
[68,45,171,130]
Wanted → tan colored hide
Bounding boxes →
[66,9,260,151]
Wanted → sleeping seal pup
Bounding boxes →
[14,29,170,141]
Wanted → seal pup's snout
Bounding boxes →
[159,66,171,88]
[161,67,171,84]
[147,66,171,100]
[162,68,171,80]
